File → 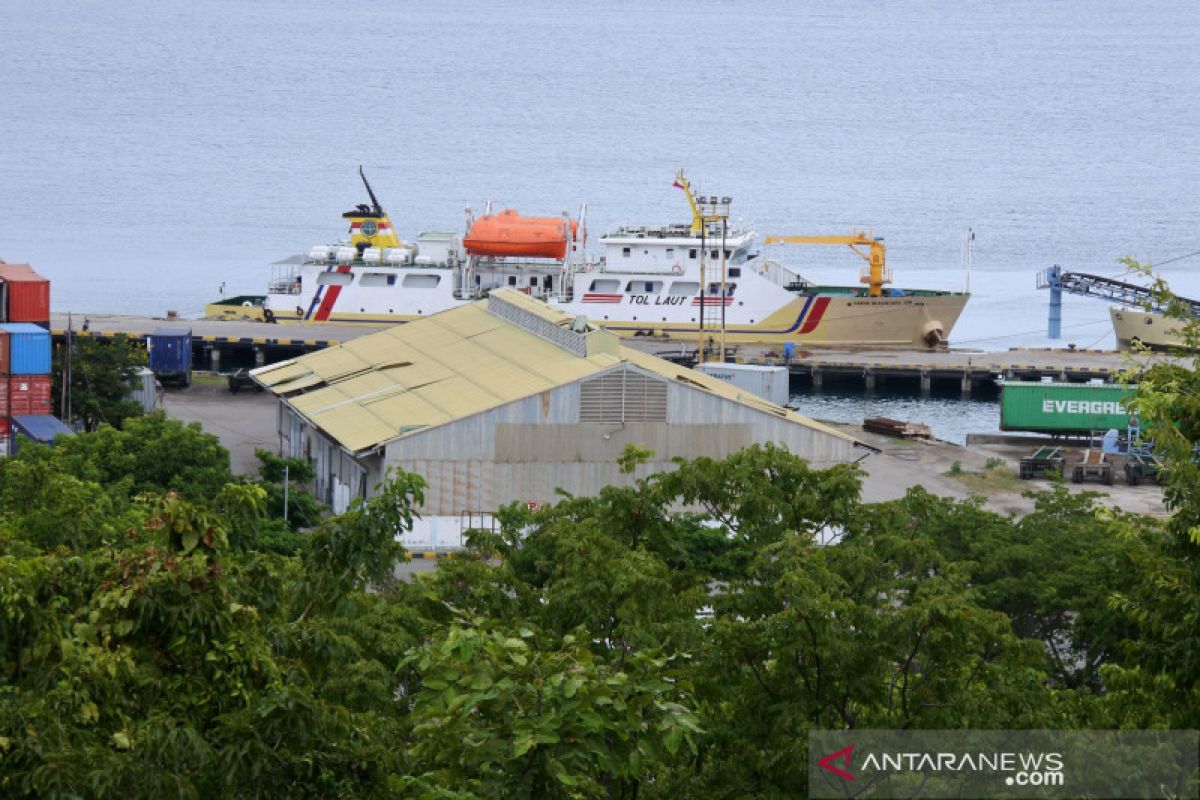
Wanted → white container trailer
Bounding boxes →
[694,363,790,406]
[128,368,159,414]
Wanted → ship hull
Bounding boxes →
[1110,307,1191,351]
[231,286,968,348]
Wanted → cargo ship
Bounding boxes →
[206,170,969,348]
[1110,307,1193,352]
[1038,265,1199,352]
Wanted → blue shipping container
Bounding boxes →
[0,322,52,374]
[148,327,193,373]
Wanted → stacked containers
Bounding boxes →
[0,263,51,328]
[0,322,53,455]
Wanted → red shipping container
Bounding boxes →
[0,417,8,435]
[0,263,51,323]
[7,375,51,416]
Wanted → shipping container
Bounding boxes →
[694,363,791,406]
[0,263,50,324]
[1000,381,1137,433]
[127,367,159,414]
[0,435,8,458]
[7,375,52,416]
[9,414,74,455]
[0,323,52,374]
[0,417,8,435]
[148,327,193,386]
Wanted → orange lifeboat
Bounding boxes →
[464,209,579,259]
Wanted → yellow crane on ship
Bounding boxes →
[674,170,733,362]
[764,231,892,297]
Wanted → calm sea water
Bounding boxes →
[1,1,1197,437]
[789,387,999,446]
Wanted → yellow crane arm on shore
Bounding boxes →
[764,232,891,297]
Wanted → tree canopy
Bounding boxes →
[51,333,147,432]
[3,298,1200,796]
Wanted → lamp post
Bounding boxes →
[696,194,732,362]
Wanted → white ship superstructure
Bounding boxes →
[209,170,968,348]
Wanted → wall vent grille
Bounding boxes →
[579,369,667,423]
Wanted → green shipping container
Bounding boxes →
[1000,381,1137,433]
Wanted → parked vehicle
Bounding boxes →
[148,327,193,387]
[1019,446,1065,480]
[227,368,262,393]
[1124,453,1164,486]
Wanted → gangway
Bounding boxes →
[1037,265,1200,338]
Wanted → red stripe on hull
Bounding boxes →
[798,296,831,334]
[314,265,351,321]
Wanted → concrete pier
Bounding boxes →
[628,340,1181,392]
[50,313,1181,389]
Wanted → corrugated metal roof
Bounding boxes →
[11,414,75,442]
[255,289,862,453]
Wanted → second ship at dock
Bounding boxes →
[207,171,969,349]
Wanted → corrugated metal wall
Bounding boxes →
[382,364,857,516]
[393,459,670,515]
[664,381,853,464]
[275,363,858,518]
[493,423,753,463]
[385,381,583,462]
[277,400,375,513]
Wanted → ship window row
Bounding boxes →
[621,247,735,260]
[316,272,440,288]
[588,279,736,297]
[474,275,554,289]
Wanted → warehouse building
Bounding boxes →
[253,289,870,548]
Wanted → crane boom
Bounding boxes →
[765,232,891,297]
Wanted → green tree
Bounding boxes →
[52,333,147,431]
[1101,259,1200,727]
[45,412,234,501]
[252,448,325,532]
[2,417,1196,797]
[0,459,426,798]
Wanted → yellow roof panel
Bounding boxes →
[310,405,403,453]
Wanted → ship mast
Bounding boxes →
[359,165,383,216]
[675,171,731,363]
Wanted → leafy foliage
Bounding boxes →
[0,402,1196,797]
[51,333,147,432]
